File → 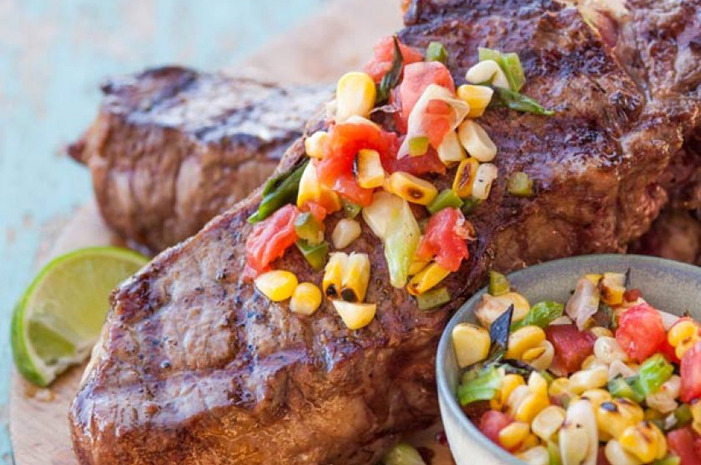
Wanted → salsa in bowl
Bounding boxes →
[436,255,701,465]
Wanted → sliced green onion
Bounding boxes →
[457,365,503,405]
[478,47,502,63]
[547,441,562,465]
[461,198,481,215]
[416,286,450,311]
[294,212,324,245]
[491,86,554,116]
[632,354,674,398]
[382,443,426,465]
[511,301,564,332]
[295,240,328,271]
[248,161,308,223]
[376,36,404,104]
[652,455,681,465]
[488,270,510,296]
[508,171,534,197]
[608,376,644,403]
[342,200,362,218]
[408,136,430,156]
[478,48,525,92]
[427,189,463,214]
[540,370,556,385]
[426,41,448,64]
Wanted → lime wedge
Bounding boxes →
[11,247,148,386]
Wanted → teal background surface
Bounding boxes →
[0,1,327,461]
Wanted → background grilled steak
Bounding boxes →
[69,67,331,252]
[70,0,700,463]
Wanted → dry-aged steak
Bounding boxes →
[69,67,331,252]
[70,0,700,463]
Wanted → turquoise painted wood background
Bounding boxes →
[0,1,327,460]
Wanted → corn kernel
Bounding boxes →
[605,440,643,465]
[332,300,376,330]
[585,274,603,285]
[437,130,466,164]
[529,372,549,398]
[289,283,322,315]
[619,422,667,463]
[492,374,525,411]
[335,71,376,122]
[549,378,571,398]
[332,218,361,250]
[452,157,480,198]
[465,60,509,89]
[407,262,450,295]
[471,163,498,200]
[340,253,370,302]
[356,149,385,189]
[323,253,348,299]
[594,336,629,364]
[591,326,614,338]
[597,399,644,439]
[456,84,494,118]
[668,319,699,359]
[506,326,546,360]
[646,375,680,414]
[528,340,555,371]
[515,393,549,423]
[516,446,549,465]
[254,270,298,302]
[388,171,438,205]
[692,401,701,435]
[499,421,531,450]
[569,367,608,394]
[408,258,429,276]
[304,131,328,159]
[451,323,491,368]
[580,389,612,410]
[507,385,532,414]
[458,120,497,162]
[519,434,540,453]
[522,346,546,362]
[600,272,626,306]
[560,400,597,465]
[297,162,341,211]
[532,405,566,440]
[474,292,530,328]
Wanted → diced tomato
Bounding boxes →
[380,143,446,176]
[659,337,681,364]
[681,341,701,403]
[545,324,596,375]
[615,303,667,363]
[397,61,455,129]
[423,99,453,147]
[668,427,701,465]
[363,35,423,83]
[302,201,327,221]
[478,410,514,450]
[416,208,471,272]
[245,205,299,273]
[316,123,399,206]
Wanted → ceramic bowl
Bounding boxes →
[436,254,701,465]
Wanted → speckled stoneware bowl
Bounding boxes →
[437,254,701,465]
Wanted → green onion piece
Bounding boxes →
[674,404,693,426]
[248,161,308,223]
[478,47,502,63]
[652,455,682,465]
[457,365,504,405]
[511,301,564,332]
[547,441,562,465]
[632,354,674,398]
[416,286,450,311]
[427,189,463,214]
[294,212,324,245]
[295,240,328,271]
[508,171,534,197]
[540,370,555,385]
[488,270,510,296]
[491,86,554,116]
[608,376,644,403]
[382,443,426,465]
[342,200,362,218]
[408,136,430,156]
[376,36,404,104]
[500,52,526,92]
[426,41,448,64]
[461,197,481,215]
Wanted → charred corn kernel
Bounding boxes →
[619,422,667,463]
[458,120,497,162]
[668,320,699,359]
[471,163,498,200]
[580,389,613,410]
[600,272,626,306]
[333,300,376,330]
[549,378,571,397]
[332,219,361,249]
[408,258,429,276]
[597,399,645,439]
[297,162,341,211]
[289,282,323,315]
[456,84,494,118]
[474,292,530,328]
[528,340,555,371]
[304,131,328,159]
[560,400,598,465]
[516,446,549,465]
[335,71,376,122]
[254,270,298,302]
[532,405,566,440]
[388,172,438,205]
[465,60,509,89]
[523,346,546,362]
[451,323,491,368]
[506,326,546,360]
[591,326,614,338]
[356,149,385,189]
[499,422,531,450]
[323,253,348,299]
[692,401,701,434]
[595,336,629,364]
[452,157,480,198]
[646,376,681,414]
[569,367,609,394]
[515,393,550,423]
[492,374,526,410]
[340,253,370,302]
[605,440,643,465]
[407,262,450,295]
[529,372,549,398]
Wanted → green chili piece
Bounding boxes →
[342,200,362,218]
[632,354,674,398]
[511,301,564,331]
[491,87,554,116]
[457,365,503,406]
[426,41,448,64]
[488,270,510,296]
[408,136,430,156]
[248,161,308,223]
[461,197,482,215]
[427,189,463,214]
[416,287,451,311]
[295,240,329,271]
[607,376,644,403]
[508,171,535,197]
[294,212,324,245]
[674,403,693,426]
[500,52,526,92]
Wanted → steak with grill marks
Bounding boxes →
[69,0,700,463]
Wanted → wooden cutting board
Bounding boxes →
[9,2,454,463]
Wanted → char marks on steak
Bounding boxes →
[69,66,331,252]
[70,1,701,463]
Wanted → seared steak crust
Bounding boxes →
[70,1,700,463]
[70,67,331,252]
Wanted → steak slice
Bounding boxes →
[70,1,699,463]
[69,66,331,252]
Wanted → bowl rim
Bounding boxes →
[436,253,701,464]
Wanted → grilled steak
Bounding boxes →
[69,67,331,252]
[70,0,700,463]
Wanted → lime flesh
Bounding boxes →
[11,247,148,386]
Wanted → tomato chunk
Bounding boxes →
[545,324,596,375]
[416,208,471,272]
[478,410,514,450]
[380,144,446,176]
[615,303,667,363]
[245,204,299,273]
[363,35,423,83]
[397,61,455,128]
[681,341,701,403]
[668,427,701,465]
